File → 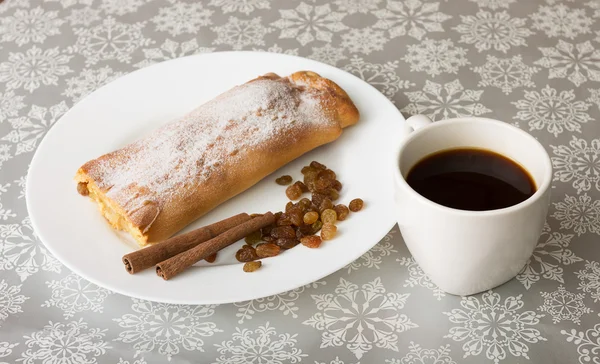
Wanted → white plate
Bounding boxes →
[27,51,406,304]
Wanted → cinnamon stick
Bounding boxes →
[156,212,275,280]
[123,213,250,274]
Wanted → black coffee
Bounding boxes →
[406,148,536,211]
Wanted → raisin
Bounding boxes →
[301,235,322,248]
[285,201,294,212]
[298,198,312,211]
[295,224,311,239]
[331,180,342,191]
[271,226,296,239]
[244,230,262,245]
[321,209,337,224]
[319,198,334,213]
[310,161,327,170]
[349,198,364,212]
[303,170,319,192]
[274,211,283,220]
[286,183,302,200]
[289,209,304,226]
[205,252,217,263]
[303,211,319,225]
[277,213,294,226]
[311,220,323,234]
[314,177,333,191]
[295,181,309,193]
[327,188,340,201]
[318,169,337,181]
[321,223,337,240]
[243,261,262,272]
[301,166,315,175]
[312,192,328,208]
[236,246,258,262]
[77,182,89,196]
[256,243,281,258]
[276,237,300,249]
[261,224,274,236]
[334,204,349,221]
[275,175,293,185]
[262,236,276,243]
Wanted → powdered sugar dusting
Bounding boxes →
[84,76,332,216]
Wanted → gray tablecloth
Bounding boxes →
[1,0,599,363]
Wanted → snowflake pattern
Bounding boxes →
[373,0,451,40]
[552,193,600,235]
[235,281,325,324]
[536,40,600,87]
[212,16,272,50]
[576,260,600,302]
[0,341,18,363]
[386,342,456,364]
[308,44,346,65]
[346,228,398,272]
[454,11,532,53]
[66,7,101,27]
[397,256,445,300]
[152,2,212,37]
[114,299,221,360]
[69,17,152,65]
[208,0,270,15]
[0,216,62,281]
[304,277,417,359]
[117,358,147,364]
[253,43,298,56]
[531,4,592,39]
[335,0,382,14]
[0,145,12,169]
[517,223,581,289]
[445,291,546,364]
[42,273,113,319]
[315,357,358,364]
[343,56,414,99]
[0,279,28,326]
[214,323,307,364]
[401,79,491,121]
[135,39,214,69]
[589,88,600,110]
[341,28,387,55]
[101,0,145,16]
[0,0,29,14]
[539,286,592,325]
[562,320,600,364]
[271,3,347,46]
[0,91,25,124]
[473,55,539,95]
[512,85,592,137]
[469,0,515,9]
[551,136,600,194]
[44,0,94,8]
[0,46,72,93]
[402,38,469,76]
[20,319,109,364]
[2,101,68,156]
[0,7,64,47]
[63,66,124,103]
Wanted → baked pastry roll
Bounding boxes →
[75,71,359,246]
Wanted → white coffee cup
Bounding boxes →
[393,115,552,296]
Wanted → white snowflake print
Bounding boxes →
[14,176,26,200]
[101,0,145,16]
[552,136,600,194]
[212,17,272,50]
[402,79,491,121]
[117,358,147,364]
[397,256,445,300]
[531,4,592,39]
[562,319,600,364]
[152,2,212,37]
[63,67,124,103]
[66,7,101,27]
[473,55,539,95]
[386,342,456,364]
[0,91,25,124]
[512,85,592,137]
[114,299,221,360]
[308,44,346,66]
[271,3,347,47]
[576,261,600,302]
[214,322,307,364]
[235,281,325,324]
[587,0,600,17]
[589,88,600,110]
[0,341,18,363]
[303,277,417,359]
[0,0,29,14]
[0,7,64,47]
[334,0,382,14]
[0,46,72,93]
[343,56,414,99]
[517,223,581,289]
[0,279,28,326]
[2,101,68,155]
[0,203,15,221]
[135,39,214,69]
[252,43,299,56]
[0,216,62,281]
[42,273,113,319]
[536,40,600,87]
[0,145,12,169]
[539,286,592,325]
[373,0,451,41]
[44,0,93,8]
[69,17,152,66]
[402,38,469,76]
[346,228,398,273]
[341,28,387,55]
[469,0,515,9]
[20,319,109,364]
[445,290,546,364]
[315,357,358,364]
[208,0,270,15]
[454,11,532,53]
[552,194,600,236]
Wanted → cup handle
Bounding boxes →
[405,114,433,132]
